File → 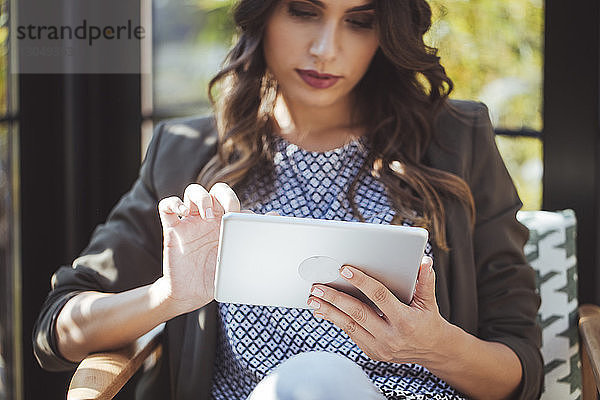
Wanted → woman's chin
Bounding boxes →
[287,89,351,110]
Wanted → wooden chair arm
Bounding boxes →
[579,304,600,399]
[67,323,165,400]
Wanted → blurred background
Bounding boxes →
[0,0,598,398]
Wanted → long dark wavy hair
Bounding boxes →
[197,0,475,251]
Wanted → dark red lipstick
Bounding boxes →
[296,69,341,89]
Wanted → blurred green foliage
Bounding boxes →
[495,136,542,210]
[426,0,544,210]
[427,0,543,131]
[194,0,236,45]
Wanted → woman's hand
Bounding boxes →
[153,182,242,315]
[306,256,451,365]
[307,258,525,399]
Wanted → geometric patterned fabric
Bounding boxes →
[210,132,465,399]
[517,210,581,400]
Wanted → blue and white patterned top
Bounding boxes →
[210,132,465,400]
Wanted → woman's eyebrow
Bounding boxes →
[302,0,375,12]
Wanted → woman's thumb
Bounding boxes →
[413,256,436,306]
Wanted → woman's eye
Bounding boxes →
[286,3,374,29]
[287,4,318,18]
[347,15,375,30]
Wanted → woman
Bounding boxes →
[33,0,542,399]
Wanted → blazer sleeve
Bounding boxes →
[32,121,168,371]
[469,103,543,399]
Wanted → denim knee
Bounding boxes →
[247,351,385,400]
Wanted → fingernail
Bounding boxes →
[307,299,320,310]
[311,287,324,297]
[423,256,433,272]
[314,312,324,319]
[205,208,214,219]
[340,266,353,279]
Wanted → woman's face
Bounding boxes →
[263,0,379,110]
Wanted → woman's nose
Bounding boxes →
[309,22,339,64]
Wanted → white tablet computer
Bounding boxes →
[213,212,428,310]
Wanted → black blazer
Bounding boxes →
[33,100,543,399]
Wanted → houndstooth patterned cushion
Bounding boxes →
[517,210,581,400]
